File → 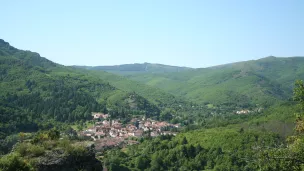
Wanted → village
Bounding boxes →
[79,112,180,151]
[235,107,263,115]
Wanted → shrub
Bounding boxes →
[47,129,60,140]
[69,145,87,157]
[28,145,45,157]
[15,143,29,157]
[0,153,32,171]
[42,140,57,150]
[58,138,72,149]
[31,132,49,144]
[15,143,45,157]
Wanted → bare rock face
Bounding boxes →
[36,142,102,171]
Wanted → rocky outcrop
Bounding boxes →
[36,142,102,171]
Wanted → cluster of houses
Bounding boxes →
[235,107,263,115]
[80,113,180,141]
[236,109,251,115]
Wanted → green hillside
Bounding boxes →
[0,39,167,138]
[66,68,215,126]
[75,56,304,108]
[76,69,194,108]
[103,83,304,170]
[115,56,304,108]
[74,62,193,75]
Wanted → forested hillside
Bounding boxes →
[0,39,174,138]
[90,56,304,108]
[74,69,195,108]
[103,82,304,171]
[2,38,304,170]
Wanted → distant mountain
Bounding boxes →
[74,63,193,75]
[97,56,304,108]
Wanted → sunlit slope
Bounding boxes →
[126,57,304,107]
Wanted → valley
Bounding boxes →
[1,0,303,170]
[0,39,304,170]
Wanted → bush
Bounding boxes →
[15,143,29,157]
[28,145,45,157]
[42,140,57,150]
[0,153,32,171]
[47,129,60,140]
[70,145,87,157]
[58,138,72,149]
[31,132,49,144]
[15,143,45,157]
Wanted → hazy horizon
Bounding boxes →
[70,55,304,69]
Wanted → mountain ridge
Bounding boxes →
[74,56,304,74]
[73,62,193,75]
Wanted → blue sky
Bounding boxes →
[1,0,303,68]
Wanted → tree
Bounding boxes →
[294,80,304,134]
[64,127,77,140]
[47,128,60,140]
[181,137,188,145]
[195,144,203,155]
[294,80,304,108]
[239,127,244,134]
[160,108,174,121]
[18,132,25,142]
[187,145,196,158]
[134,120,139,129]
[135,155,149,170]
[150,152,163,170]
